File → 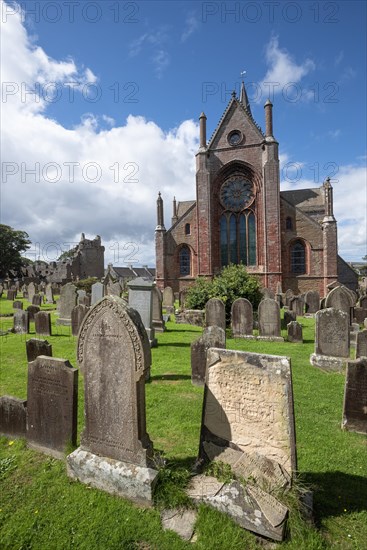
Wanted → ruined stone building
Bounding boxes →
[155,83,358,296]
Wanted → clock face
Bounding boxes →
[228,130,242,146]
[220,177,254,211]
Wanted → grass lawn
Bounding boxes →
[0,296,366,549]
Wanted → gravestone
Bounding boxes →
[287,321,303,343]
[261,288,275,300]
[0,284,3,297]
[258,298,282,340]
[79,294,91,307]
[91,281,104,305]
[276,282,283,295]
[289,296,304,316]
[179,289,188,308]
[356,329,367,358]
[325,286,353,323]
[283,310,296,329]
[128,277,157,348]
[67,295,158,505]
[304,290,320,314]
[27,305,40,321]
[45,283,55,304]
[13,310,29,334]
[71,304,89,336]
[205,298,226,331]
[27,356,78,458]
[341,357,367,434]
[152,286,165,333]
[0,396,27,438]
[162,286,175,313]
[27,282,36,303]
[199,348,297,479]
[7,290,16,300]
[191,326,226,386]
[34,312,52,336]
[106,282,122,297]
[57,283,78,325]
[26,338,52,362]
[354,307,366,324]
[310,308,349,371]
[32,294,42,306]
[285,289,294,307]
[13,301,23,310]
[77,289,86,304]
[231,298,253,337]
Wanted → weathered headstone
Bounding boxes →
[32,294,42,306]
[27,282,36,303]
[354,307,366,325]
[27,356,78,458]
[91,281,104,305]
[356,329,367,358]
[128,277,157,348]
[285,289,294,307]
[179,289,188,309]
[26,338,52,362]
[325,286,354,323]
[71,304,89,336]
[77,289,86,304]
[310,308,349,371]
[0,284,3,297]
[304,290,320,314]
[205,298,226,331]
[34,311,52,336]
[258,298,282,340]
[191,326,226,386]
[13,300,23,310]
[106,282,122,297]
[341,357,367,434]
[45,283,55,304]
[261,288,275,300]
[67,296,158,505]
[13,310,29,334]
[199,347,297,478]
[162,286,175,312]
[231,298,253,337]
[7,290,16,300]
[283,310,296,329]
[27,305,40,321]
[57,283,77,325]
[152,286,165,333]
[0,396,27,438]
[289,296,304,316]
[287,321,303,343]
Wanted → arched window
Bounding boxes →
[185,223,191,235]
[286,217,293,230]
[290,240,306,274]
[179,246,191,276]
[220,210,256,267]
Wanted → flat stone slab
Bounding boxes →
[234,335,284,342]
[310,353,346,372]
[67,448,159,507]
[161,508,197,541]
[186,475,288,542]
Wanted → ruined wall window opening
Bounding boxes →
[179,246,191,276]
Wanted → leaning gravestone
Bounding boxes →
[287,321,303,343]
[91,281,104,305]
[356,329,367,358]
[310,308,349,372]
[258,298,282,340]
[13,310,29,334]
[27,305,40,321]
[34,311,52,336]
[27,356,78,458]
[231,298,253,337]
[191,326,226,386]
[205,298,226,331]
[128,277,157,348]
[71,304,89,337]
[0,396,27,438]
[57,283,78,325]
[341,357,367,434]
[304,290,320,314]
[67,295,158,505]
[152,286,165,333]
[26,338,52,362]
[13,301,23,310]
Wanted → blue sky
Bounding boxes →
[1,0,366,265]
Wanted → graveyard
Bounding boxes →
[0,288,366,549]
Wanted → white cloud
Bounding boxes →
[181,13,199,43]
[128,29,170,78]
[259,36,315,101]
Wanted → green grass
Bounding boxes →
[0,296,366,549]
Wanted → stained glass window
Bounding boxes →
[179,246,191,275]
[220,210,256,267]
[290,240,306,274]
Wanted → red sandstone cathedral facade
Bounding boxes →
[155,84,357,297]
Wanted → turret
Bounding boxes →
[264,99,274,141]
[156,192,165,230]
[199,112,207,150]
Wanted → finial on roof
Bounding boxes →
[240,79,252,114]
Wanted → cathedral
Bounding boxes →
[155,83,357,297]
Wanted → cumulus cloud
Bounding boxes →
[181,13,199,43]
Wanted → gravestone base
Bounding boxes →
[237,335,284,342]
[56,318,72,326]
[310,353,346,372]
[153,320,166,333]
[27,441,66,460]
[67,448,159,507]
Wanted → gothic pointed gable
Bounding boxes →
[207,95,264,151]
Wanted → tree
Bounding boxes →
[0,224,31,278]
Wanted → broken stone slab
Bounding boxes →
[186,475,288,542]
[67,448,159,507]
[161,508,197,541]
[203,442,291,491]
[310,353,346,372]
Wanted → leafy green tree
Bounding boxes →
[0,224,31,278]
[185,264,262,324]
